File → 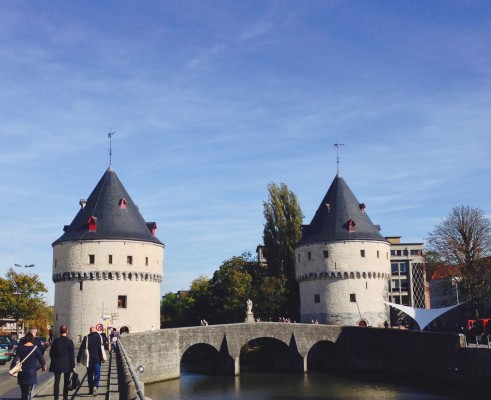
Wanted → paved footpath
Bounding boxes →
[34,352,119,400]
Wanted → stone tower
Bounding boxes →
[295,174,390,327]
[52,166,164,341]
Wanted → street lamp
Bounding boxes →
[451,277,461,305]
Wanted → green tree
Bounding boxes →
[189,275,212,323]
[262,182,303,319]
[210,255,254,323]
[426,205,491,302]
[253,276,286,321]
[0,268,48,337]
[160,292,195,328]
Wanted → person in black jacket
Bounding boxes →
[77,326,103,396]
[49,325,75,400]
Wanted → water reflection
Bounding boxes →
[145,371,483,400]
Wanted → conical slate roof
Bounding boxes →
[298,174,386,245]
[53,166,163,245]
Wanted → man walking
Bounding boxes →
[77,326,103,396]
[49,325,75,400]
[109,327,120,353]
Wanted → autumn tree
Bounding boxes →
[0,268,48,337]
[262,182,303,319]
[426,205,491,302]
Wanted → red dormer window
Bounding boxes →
[347,219,356,233]
[146,222,157,236]
[88,216,97,232]
[119,198,127,209]
[359,203,366,213]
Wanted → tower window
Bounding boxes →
[119,198,127,209]
[308,252,312,260]
[88,216,97,232]
[89,254,95,264]
[118,295,127,309]
[323,250,329,258]
[79,281,83,291]
[377,250,380,258]
[108,255,113,264]
[314,294,320,303]
[145,257,149,266]
[347,219,356,232]
[127,256,133,265]
[360,250,365,257]
[350,293,357,302]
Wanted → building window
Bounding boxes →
[347,219,356,232]
[109,255,113,264]
[391,263,398,274]
[401,295,409,305]
[119,198,127,209]
[54,260,57,268]
[127,256,133,265]
[88,215,97,232]
[350,293,357,302]
[377,250,379,258]
[118,295,127,309]
[79,281,83,291]
[89,254,95,264]
[390,250,396,256]
[308,252,312,260]
[410,249,421,256]
[323,250,329,258]
[314,294,320,303]
[360,250,365,257]
[145,257,149,266]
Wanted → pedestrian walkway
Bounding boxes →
[34,351,118,400]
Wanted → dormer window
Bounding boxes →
[146,222,157,236]
[79,199,87,209]
[325,203,330,212]
[88,216,97,232]
[119,198,127,209]
[359,203,366,213]
[347,219,356,233]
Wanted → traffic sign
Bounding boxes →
[96,323,104,332]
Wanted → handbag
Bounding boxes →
[9,346,38,377]
[68,372,80,391]
[100,336,107,362]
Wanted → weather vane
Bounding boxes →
[108,130,115,165]
[333,141,345,175]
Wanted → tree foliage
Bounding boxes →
[262,182,303,319]
[426,205,491,302]
[0,268,48,337]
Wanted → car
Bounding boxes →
[0,342,11,365]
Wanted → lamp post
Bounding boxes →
[451,277,460,305]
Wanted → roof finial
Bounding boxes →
[108,129,115,165]
[333,140,345,175]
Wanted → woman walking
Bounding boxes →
[11,332,46,400]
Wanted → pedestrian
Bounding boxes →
[110,327,120,354]
[49,325,76,400]
[10,332,46,400]
[77,326,104,396]
[19,327,47,354]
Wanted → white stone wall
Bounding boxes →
[53,240,164,341]
[296,240,390,327]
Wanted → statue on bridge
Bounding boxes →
[245,299,255,323]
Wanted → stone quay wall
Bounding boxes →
[120,323,491,389]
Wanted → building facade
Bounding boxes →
[52,166,164,342]
[386,236,428,308]
[295,174,391,327]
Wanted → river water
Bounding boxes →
[145,371,484,400]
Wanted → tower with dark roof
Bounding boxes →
[295,174,390,326]
[52,166,164,340]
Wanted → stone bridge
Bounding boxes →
[119,322,491,390]
[120,322,343,383]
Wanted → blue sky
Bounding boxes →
[1,1,490,305]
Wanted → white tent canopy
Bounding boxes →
[380,300,464,330]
